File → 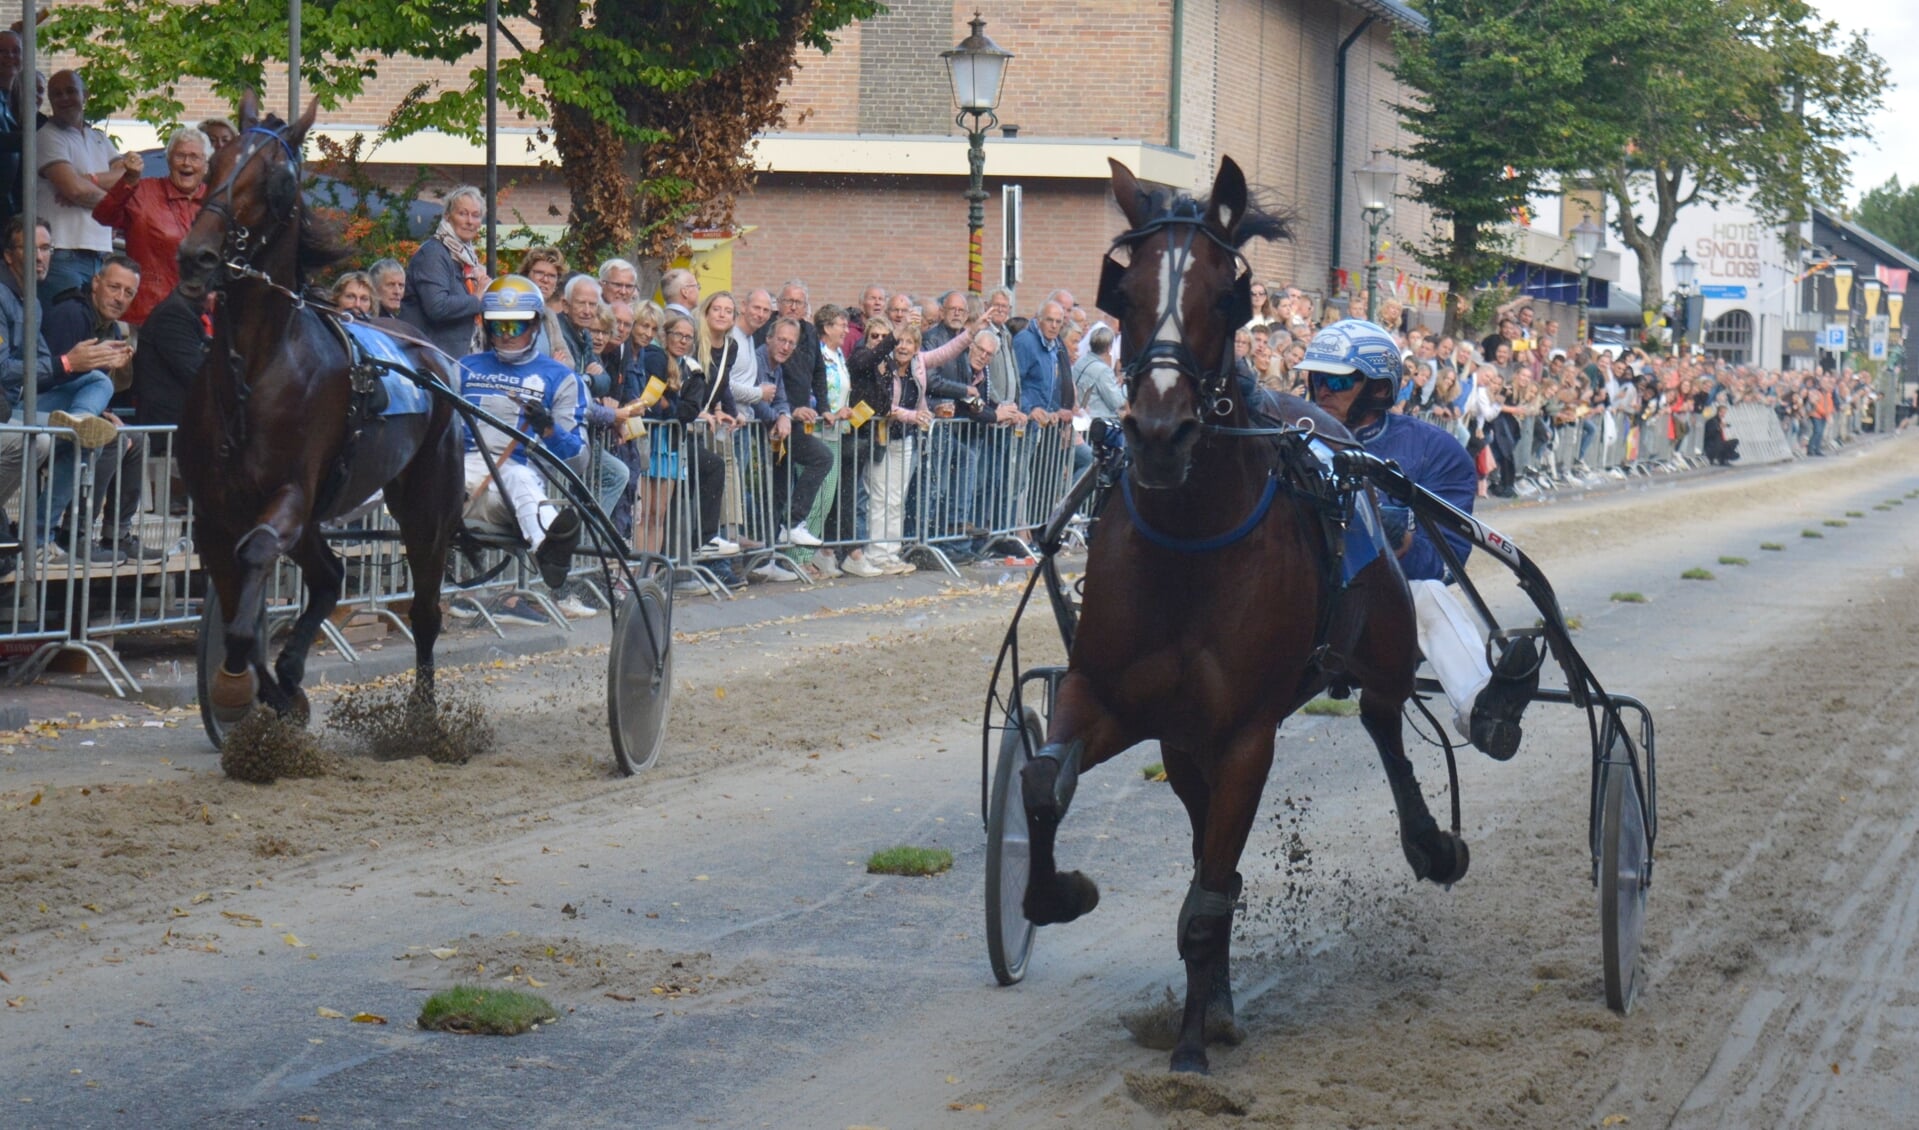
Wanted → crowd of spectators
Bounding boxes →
[0,57,1898,601]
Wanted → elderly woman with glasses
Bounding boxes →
[400,184,492,358]
[90,126,209,325]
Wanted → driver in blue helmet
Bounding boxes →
[1299,318,1538,759]
[457,274,583,591]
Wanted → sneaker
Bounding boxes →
[812,553,842,578]
[878,556,915,575]
[35,541,69,567]
[555,593,600,619]
[673,576,709,595]
[114,534,167,561]
[840,554,883,578]
[1001,554,1038,567]
[1469,636,1541,761]
[750,560,801,583]
[700,534,741,556]
[446,597,484,620]
[47,410,119,450]
[709,565,749,591]
[779,523,823,547]
[82,541,125,565]
[493,598,549,626]
[535,507,583,589]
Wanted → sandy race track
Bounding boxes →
[3,433,1919,1128]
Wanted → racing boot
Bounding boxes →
[1469,635,1540,761]
[535,507,583,590]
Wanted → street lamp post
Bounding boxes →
[1670,248,1697,353]
[943,13,1013,297]
[1572,217,1601,346]
[1352,150,1397,323]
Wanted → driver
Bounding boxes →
[1298,319,1538,758]
[457,274,583,591]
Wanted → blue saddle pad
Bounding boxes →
[343,322,432,416]
[1308,439,1388,585]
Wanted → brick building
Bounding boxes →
[84,0,1467,322]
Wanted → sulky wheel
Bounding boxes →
[607,576,674,776]
[1599,753,1651,1013]
[196,588,265,751]
[986,704,1043,986]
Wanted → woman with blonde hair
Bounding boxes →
[330,271,374,319]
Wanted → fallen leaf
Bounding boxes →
[82,903,101,913]
[316,1007,346,1019]
[220,911,263,928]
[1831,1063,1841,1075]
[604,992,636,1002]
[28,792,41,806]
[1602,1117,1630,1127]
[429,947,458,960]
[526,976,546,988]
[190,892,212,905]
[350,1013,387,1025]
[297,1115,320,1123]
[5,996,24,1008]
[714,687,726,700]
[283,933,307,948]
[0,971,9,984]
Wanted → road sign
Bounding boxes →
[1823,323,1849,351]
[1871,315,1890,335]
[1871,333,1889,361]
[1698,284,1747,300]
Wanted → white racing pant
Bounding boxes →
[1410,578,1492,739]
[463,451,556,552]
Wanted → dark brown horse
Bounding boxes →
[176,96,464,727]
[1020,157,1468,1073]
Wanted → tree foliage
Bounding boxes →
[1389,0,1626,336]
[43,0,879,267]
[1568,0,1887,317]
[1854,177,1919,260]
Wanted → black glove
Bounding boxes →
[521,399,554,436]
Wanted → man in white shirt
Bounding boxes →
[36,70,125,300]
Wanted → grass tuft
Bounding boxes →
[866,846,954,876]
[1610,592,1648,604]
[1760,542,1785,551]
[1681,568,1715,581]
[1142,762,1168,782]
[1823,519,1848,528]
[1845,510,1864,518]
[1300,697,1360,717]
[1875,505,1893,512]
[1717,556,1749,567]
[419,986,555,1036]
[1801,529,1824,539]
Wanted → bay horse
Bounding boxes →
[176,95,464,727]
[1020,157,1468,1073]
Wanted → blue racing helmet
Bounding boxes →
[1294,318,1402,395]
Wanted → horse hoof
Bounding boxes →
[1410,830,1470,888]
[1024,870,1102,926]
[1169,1046,1210,1075]
[209,667,258,722]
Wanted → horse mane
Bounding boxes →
[1118,182,1297,250]
[252,111,351,275]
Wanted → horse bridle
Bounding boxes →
[1097,197,1256,425]
[197,123,303,290]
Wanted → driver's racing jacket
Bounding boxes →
[456,349,586,464]
[1354,412,1477,583]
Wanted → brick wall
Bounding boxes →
[730,174,1120,315]
[856,0,952,135]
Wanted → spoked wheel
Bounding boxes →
[196,588,265,751]
[986,704,1043,986]
[1600,752,1651,1013]
[607,577,674,776]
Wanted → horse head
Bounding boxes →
[177,92,318,300]
[1099,156,1289,489]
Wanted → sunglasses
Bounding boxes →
[1310,371,1364,392]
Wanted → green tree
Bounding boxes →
[1855,177,1919,259]
[1390,0,1631,337]
[1571,0,1887,321]
[43,0,879,266]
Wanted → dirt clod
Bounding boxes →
[326,682,495,764]
[1123,1070,1252,1116]
[219,707,332,784]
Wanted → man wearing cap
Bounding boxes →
[1299,318,1539,760]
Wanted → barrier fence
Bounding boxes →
[0,396,1857,696]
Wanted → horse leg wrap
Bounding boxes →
[1177,873,1243,962]
[1020,738,1084,826]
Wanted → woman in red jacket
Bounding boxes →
[90,127,208,325]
